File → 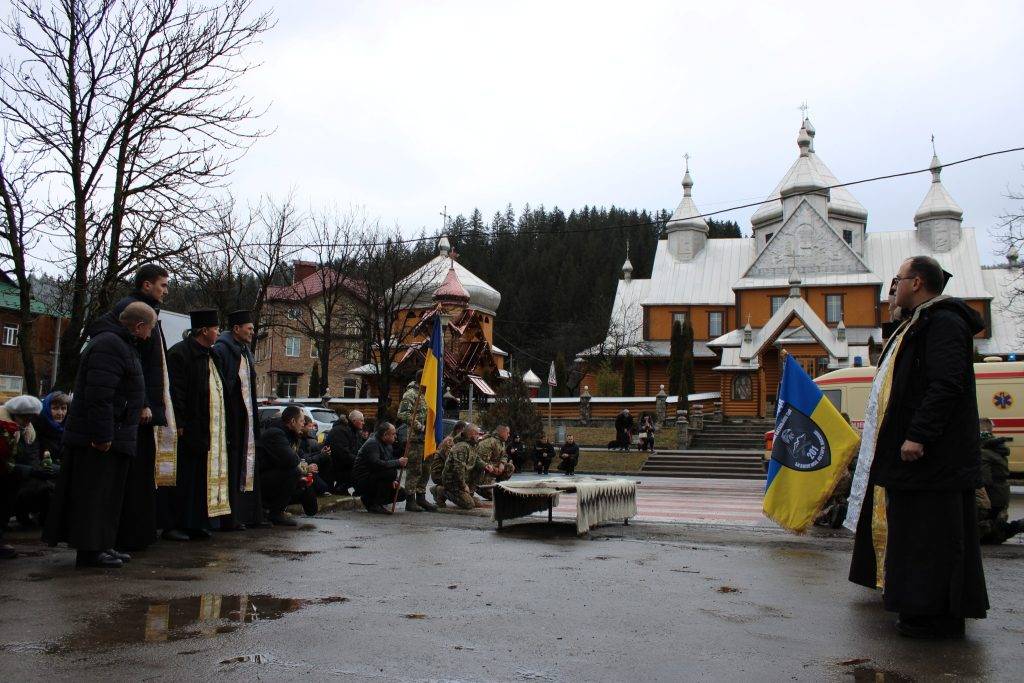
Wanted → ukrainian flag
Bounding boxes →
[763,355,860,532]
[422,315,444,458]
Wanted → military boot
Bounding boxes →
[430,485,448,509]
[405,496,423,512]
[416,492,438,512]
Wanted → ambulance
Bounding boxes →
[764,359,1024,474]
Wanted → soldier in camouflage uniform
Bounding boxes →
[440,424,500,510]
[397,372,437,512]
[976,421,1023,544]
[429,421,465,508]
[474,425,514,500]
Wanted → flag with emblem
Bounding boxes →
[547,361,557,387]
[763,355,861,532]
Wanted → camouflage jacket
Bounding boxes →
[397,381,426,440]
[476,434,510,468]
[442,436,486,489]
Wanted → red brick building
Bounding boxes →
[254,261,366,400]
[0,279,62,398]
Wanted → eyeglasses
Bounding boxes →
[890,274,917,293]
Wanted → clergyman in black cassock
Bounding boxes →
[848,257,988,639]
[211,310,266,529]
[162,310,232,538]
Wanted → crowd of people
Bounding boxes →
[0,266,591,564]
[0,267,356,566]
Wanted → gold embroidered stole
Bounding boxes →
[207,358,232,517]
[154,326,179,487]
[239,353,256,492]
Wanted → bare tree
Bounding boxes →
[350,229,440,419]
[0,138,42,393]
[0,0,273,385]
[265,208,364,397]
[169,195,260,320]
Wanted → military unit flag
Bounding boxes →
[422,315,444,458]
[763,355,861,532]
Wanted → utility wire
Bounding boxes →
[194,144,1024,252]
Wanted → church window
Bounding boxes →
[672,312,686,329]
[708,311,724,338]
[731,374,752,401]
[765,232,774,244]
[285,336,300,357]
[770,296,786,315]
[843,230,853,246]
[825,295,844,324]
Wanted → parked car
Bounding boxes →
[257,403,338,441]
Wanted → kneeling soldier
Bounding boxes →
[440,424,501,510]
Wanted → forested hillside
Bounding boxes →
[410,205,742,387]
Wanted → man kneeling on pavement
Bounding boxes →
[257,405,319,526]
[434,423,503,510]
[352,422,408,514]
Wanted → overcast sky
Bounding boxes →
[16,0,1022,268]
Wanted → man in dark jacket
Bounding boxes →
[161,310,231,541]
[212,310,267,530]
[257,405,312,526]
[100,265,174,551]
[324,410,365,494]
[531,434,555,474]
[849,256,989,639]
[352,422,407,514]
[558,434,580,476]
[615,409,634,451]
[44,302,153,568]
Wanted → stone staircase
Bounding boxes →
[689,420,774,451]
[640,419,773,480]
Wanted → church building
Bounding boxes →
[583,117,1024,418]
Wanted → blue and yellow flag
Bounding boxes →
[422,315,444,459]
[763,355,860,532]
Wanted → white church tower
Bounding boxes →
[665,156,709,261]
[914,145,964,252]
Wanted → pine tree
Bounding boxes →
[308,362,321,398]
[622,352,635,397]
[554,351,568,397]
[680,316,695,403]
[482,375,543,442]
[668,320,683,395]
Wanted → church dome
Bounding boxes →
[396,238,501,315]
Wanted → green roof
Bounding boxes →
[0,282,49,315]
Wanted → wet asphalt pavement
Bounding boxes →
[1,506,1022,682]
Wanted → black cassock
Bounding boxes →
[211,332,264,527]
[161,337,224,531]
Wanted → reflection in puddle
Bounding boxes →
[848,666,915,682]
[56,594,347,651]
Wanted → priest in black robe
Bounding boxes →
[161,310,232,539]
[212,310,267,529]
[848,256,988,639]
[102,265,178,550]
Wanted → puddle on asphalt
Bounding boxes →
[847,666,915,682]
[255,549,321,560]
[48,594,348,652]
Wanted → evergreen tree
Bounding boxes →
[680,316,695,403]
[667,320,683,395]
[622,352,635,397]
[482,375,543,442]
[308,362,321,397]
[707,218,743,239]
[554,351,568,397]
